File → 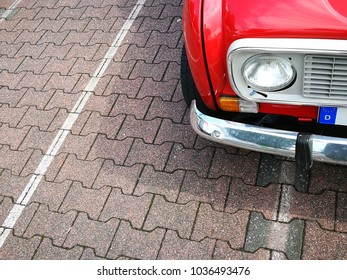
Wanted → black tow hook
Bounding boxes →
[295,133,313,192]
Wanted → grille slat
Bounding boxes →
[303,55,347,99]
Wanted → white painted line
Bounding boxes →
[0,0,22,21]
[0,0,146,248]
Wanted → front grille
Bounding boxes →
[303,55,347,100]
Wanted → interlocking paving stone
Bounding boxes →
[17,88,55,109]
[93,160,142,194]
[192,203,249,248]
[65,43,100,60]
[49,109,89,133]
[134,165,184,202]
[35,6,63,20]
[209,149,260,185]
[30,180,71,212]
[17,72,52,91]
[19,150,65,180]
[110,95,152,119]
[58,6,85,19]
[37,30,69,44]
[12,203,40,237]
[163,62,180,81]
[64,212,119,257]
[84,18,118,33]
[14,29,47,44]
[123,45,160,64]
[0,235,41,260]
[62,30,95,46]
[146,97,186,123]
[302,221,347,259]
[80,248,107,260]
[213,241,270,260]
[18,126,57,152]
[82,93,118,116]
[125,139,172,171]
[107,220,165,260]
[244,212,304,260]
[13,18,42,32]
[0,56,25,73]
[257,154,296,187]
[15,57,49,74]
[117,115,161,143]
[0,124,30,150]
[270,251,289,260]
[154,46,182,63]
[12,7,39,20]
[15,42,47,58]
[60,18,90,32]
[23,204,77,246]
[33,238,83,260]
[225,178,281,220]
[0,196,14,226]
[59,182,111,220]
[43,73,84,92]
[178,172,230,211]
[0,40,22,57]
[18,107,59,130]
[137,78,177,100]
[0,87,27,107]
[102,76,144,98]
[0,146,34,176]
[39,41,72,58]
[55,154,103,188]
[166,144,214,177]
[336,193,347,233]
[87,135,132,164]
[36,19,66,33]
[158,230,215,260]
[80,113,125,139]
[0,171,33,201]
[144,195,198,239]
[0,71,25,89]
[278,185,336,230]
[309,162,347,193]
[57,133,97,160]
[155,119,196,148]
[99,188,152,229]
[42,57,77,75]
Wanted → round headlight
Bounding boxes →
[242,54,296,92]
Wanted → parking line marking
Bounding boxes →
[0,0,146,248]
[0,0,22,21]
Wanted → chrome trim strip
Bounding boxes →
[228,38,347,54]
[190,100,347,166]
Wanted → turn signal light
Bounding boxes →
[219,96,258,113]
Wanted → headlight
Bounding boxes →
[242,54,296,92]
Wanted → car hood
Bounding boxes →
[222,0,347,40]
[202,0,347,108]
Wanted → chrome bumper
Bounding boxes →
[190,100,347,166]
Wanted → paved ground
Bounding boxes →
[0,0,346,260]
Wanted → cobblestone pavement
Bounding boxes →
[0,0,346,260]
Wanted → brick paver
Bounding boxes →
[0,0,346,261]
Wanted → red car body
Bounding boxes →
[182,0,347,167]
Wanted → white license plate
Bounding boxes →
[319,106,347,126]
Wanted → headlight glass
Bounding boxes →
[242,54,296,92]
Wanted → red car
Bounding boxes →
[181,0,347,178]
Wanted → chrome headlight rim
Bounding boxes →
[241,54,297,92]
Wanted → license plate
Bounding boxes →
[319,106,347,126]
